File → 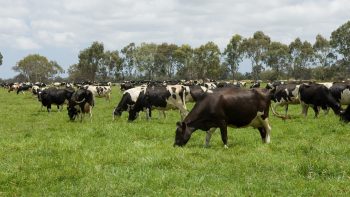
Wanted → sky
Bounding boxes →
[0,0,349,79]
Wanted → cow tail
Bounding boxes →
[270,104,291,120]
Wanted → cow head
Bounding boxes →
[128,105,138,121]
[67,104,79,121]
[174,121,191,147]
[340,105,350,123]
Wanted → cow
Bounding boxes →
[128,85,188,121]
[174,88,273,148]
[67,89,94,122]
[113,86,147,119]
[39,87,75,112]
[84,85,112,101]
[184,85,209,103]
[298,83,348,119]
[269,84,300,118]
[328,82,350,105]
[17,84,32,94]
[8,83,19,93]
[120,81,135,91]
[250,81,261,89]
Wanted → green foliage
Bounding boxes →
[265,42,290,79]
[120,43,136,80]
[289,38,314,79]
[242,31,271,80]
[134,43,158,80]
[223,34,244,80]
[12,54,63,82]
[1,87,350,196]
[0,52,3,65]
[331,21,350,79]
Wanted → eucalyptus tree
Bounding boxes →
[155,43,179,79]
[192,41,221,79]
[0,52,3,65]
[174,44,194,79]
[134,43,158,80]
[12,54,63,82]
[121,43,136,79]
[331,20,350,79]
[313,34,336,80]
[223,34,244,80]
[241,31,271,80]
[289,38,314,79]
[265,41,290,79]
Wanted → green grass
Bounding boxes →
[0,87,350,196]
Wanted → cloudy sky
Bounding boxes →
[0,0,349,79]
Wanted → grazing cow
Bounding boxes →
[84,85,112,101]
[328,82,350,105]
[113,86,147,119]
[250,81,261,89]
[204,82,217,90]
[40,87,75,112]
[128,85,188,121]
[67,89,94,122]
[184,85,209,102]
[174,88,273,147]
[269,84,300,118]
[298,83,346,119]
[8,83,19,93]
[120,81,135,91]
[17,84,32,94]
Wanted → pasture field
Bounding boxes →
[0,86,350,196]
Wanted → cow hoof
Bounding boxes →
[224,145,229,149]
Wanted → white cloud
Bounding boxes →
[15,37,41,50]
[1,0,350,78]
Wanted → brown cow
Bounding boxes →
[174,88,273,148]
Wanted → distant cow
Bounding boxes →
[120,82,135,91]
[128,85,188,121]
[40,87,75,112]
[17,84,32,94]
[269,84,300,118]
[174,88,273,148]
[67,89,94,122]
[84,85,112,101]
[328,82,350,105]
[113,86,147,119]
[184,85,209,102]
[298,83,350,121]
[250,81,261,89]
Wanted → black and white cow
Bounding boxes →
[84,85,112,101]
[17,84,32,94]
[298,83,350,120]
[269,84,300,118]
[184,85,209,103]
[328,82,350,106]
[120,81,135,91]
[128,85,188,121]
[113,86,147,119]
[174,88,273,148]
[39,87,75,112]
[67,89,94,122]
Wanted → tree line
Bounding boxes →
[2,20,350,83]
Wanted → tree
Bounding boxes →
[289,38,314,79]
[174,44,194,79]
[330,21,350,79]
[0,52,3,65]
[241,31,271,80]
[121,43,136,80]
[102,50,123,81]
[223,34,244,80]
[77,41,105,81]
[192,42,221,79]
[265,41,290,79]
[154,43,179,79]
[12,54,63,82]
[313,34,336,80]
[134,43,158,80]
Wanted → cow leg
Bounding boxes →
[47,105,51,113]
[284,104,289,116]
[89,106,93,123]
[313,106,319,118]
[205,128,216,147]
[301,102,308,117]
[259,117,271,143]
[219,121,228,148]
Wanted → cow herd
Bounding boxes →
[2,80,350,148]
